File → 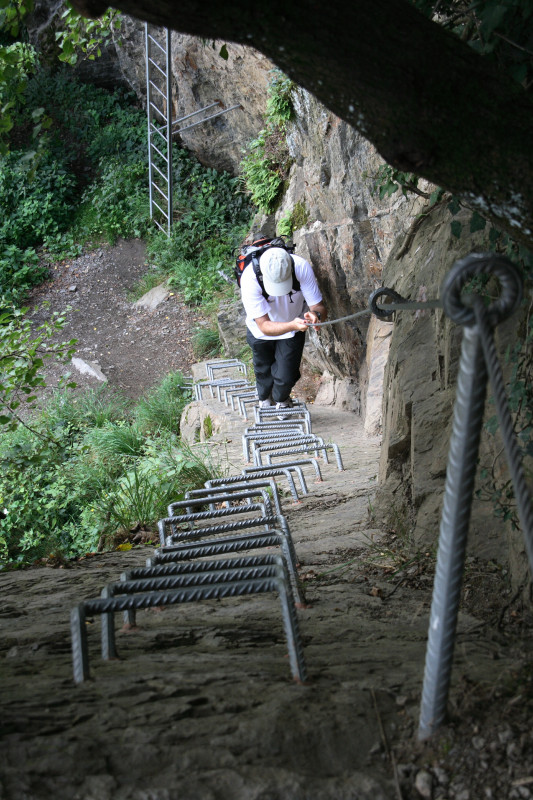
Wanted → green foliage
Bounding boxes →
[39,386,130,436]
[55,2,120,66]
[0,0,121,153]
[68,385,131,427]
[0,70,150,300]
[240,70,294,214]
[147,151,252,306]
[192,326,222,359]
[291,200,310,230]
[266,69,295,123]
[0,0,36,151]
[0,373,220,567]
[133,371,192,434]
[241,124,291,213]
[277,210,294,238]
[84,421,145,460]
[76,157,150,244]
[97,439,221,536]
[0,246,47,305]
[0,303,76,430]
[277,201,310,237]
[0,147,77,250]
[371,164,434,201]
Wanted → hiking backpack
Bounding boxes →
[234,235,301,302]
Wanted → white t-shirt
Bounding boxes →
[240,253,323,340]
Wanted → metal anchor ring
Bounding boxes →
[369,287,406,320]
[441,252,523,327]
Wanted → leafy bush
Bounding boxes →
[96,437,222,536]
[0,149,76,249]
[266,69,295,123]
[0,371,220,566]
[0,246,47,305]
[41,385,130,433]
[75,157,150,244]
[0,70,150,299]
[0,304,77,430]
[84,421,145,460]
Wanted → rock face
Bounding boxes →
[113,18,271,174]
[374,202,525,578]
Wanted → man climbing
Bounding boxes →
[239,244,327,413]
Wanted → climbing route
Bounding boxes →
[69,358,347,685]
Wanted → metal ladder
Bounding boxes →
[145,25,242,236]
[145,24,173,235]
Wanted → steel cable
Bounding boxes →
[418,252,527,740]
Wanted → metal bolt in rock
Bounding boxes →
[253,435,328,466]
[221,383,252,405]
[254,406,312,426]
[205,359,247,380]
[248,432,319,464]
[171,486,276,516]
[106,563,293,653]
[231,390,258,412]
[156,516,303,604]
[216,380,248,402]
[418,253,525,740]
[160,512,281,545]
[121,552,286,629]
[195,378,246,402]
[244,460,323,490]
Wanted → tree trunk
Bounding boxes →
[73,0,533,251]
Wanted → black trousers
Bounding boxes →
[246,329,306,402]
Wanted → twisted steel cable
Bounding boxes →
[418,252,526,740]
[418,324,488,740]
[472,295,533,570]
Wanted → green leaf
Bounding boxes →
[479,3,508,37]
[429,188,443,206]
[450,220,462,238]
[470,211,487,233]
[447,197,461,216]
[219,43,229,60]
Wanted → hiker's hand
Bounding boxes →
[304,311,320,330]
[292,317,309,332]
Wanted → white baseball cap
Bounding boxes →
[259,248,293,296]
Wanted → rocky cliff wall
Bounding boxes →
[374,201,527,585]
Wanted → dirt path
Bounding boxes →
[27,238,202,402]
[2,247,533,799]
